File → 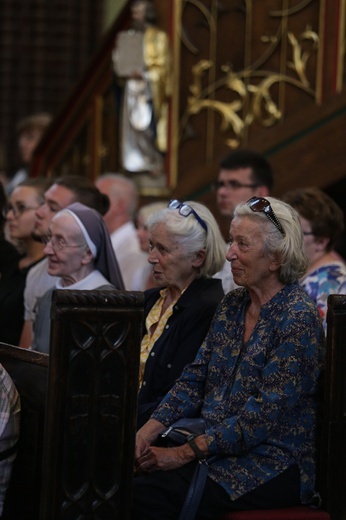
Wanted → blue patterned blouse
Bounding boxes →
[152,282,325,503]
[301,261,346,332]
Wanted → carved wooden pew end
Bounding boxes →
[0,289,144,520]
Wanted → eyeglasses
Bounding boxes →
[246,197,285,236]
[2,202,42,219]
[214,179,259,190]
[168,200,207,232]
[42,234,86,252]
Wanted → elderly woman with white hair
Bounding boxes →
[31,202,124,353]
[137,199,226,428]
[134,197,325,519]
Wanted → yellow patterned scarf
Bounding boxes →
[139,287,181,387]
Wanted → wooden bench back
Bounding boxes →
[0,344,49,520]
[4,291,344,519]
[0,288,143,520]
[40,289,144,520]
[320,295,346,520]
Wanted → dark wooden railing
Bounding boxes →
[320,295,346,520]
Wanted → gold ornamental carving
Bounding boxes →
[179,0,321,149]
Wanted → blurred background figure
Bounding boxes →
[213,149,274,294]
[0,178,50,345]
[137,200,226,428]
[96,173,149,290]
[0,182,21,292]
[5,112,52,195]
[215,149,273,221]
[136,200,168,289]
[282,186,346,331]
[136,201,168,252]
[112,0,171,185]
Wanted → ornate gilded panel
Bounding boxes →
[177,0,324,157]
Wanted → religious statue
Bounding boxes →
[112,0,171,189]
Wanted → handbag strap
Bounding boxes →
[178,460,209,520]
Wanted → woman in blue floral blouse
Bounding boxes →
[133,196,325,520]
[283,186,346,333]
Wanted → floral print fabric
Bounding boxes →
[152,282,325,503]
[301,261,346,332]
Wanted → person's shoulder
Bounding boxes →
[39,286,55,302]
[223,286,248,301]
[143,286,162,309]
[0,363,19,403]
[0,238,20,259]
[26,257,48,280]
[0,239,20,274]
[281,282,322,322]
[112,222,142,251]
[94,284,117,291]
[325,261,346,281]
[213,261,239,295]
[21,255,45,276]
[187,277,224,300]
[144,286,161,300]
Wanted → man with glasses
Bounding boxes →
[213,149,274,294]
[19,176,110,348]
[216,149,273,220]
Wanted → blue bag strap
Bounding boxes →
[178,460,209,520]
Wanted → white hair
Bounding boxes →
[234,197,309,284]
[148,201,226,277]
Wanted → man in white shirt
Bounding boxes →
[96,173,149,291]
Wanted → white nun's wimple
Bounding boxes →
[63,209,97,257]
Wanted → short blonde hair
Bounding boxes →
[234,197,308,284]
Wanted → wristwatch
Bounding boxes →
[186,434,206,460]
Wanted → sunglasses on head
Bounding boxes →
[168,200,207,232]
[246,197,285,236]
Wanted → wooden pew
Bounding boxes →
[319,294,346,520]
[0,344,49,520]
[41,289,144,520]
[4,290,343,519]
[0,288,144,520]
